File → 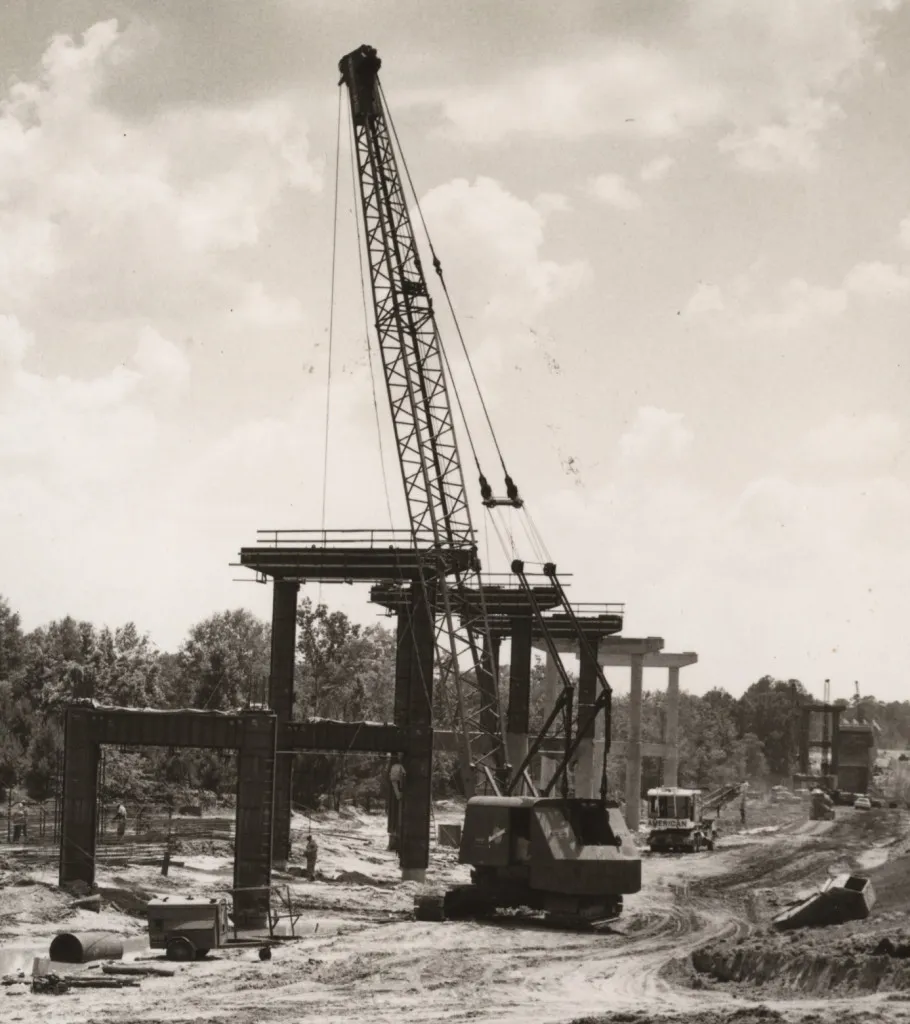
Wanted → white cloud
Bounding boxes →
[0,315,33,365]
[640,156,676,182]
[533,192,571,215]
[133,326,191,394]
[425,1,898,173]
[899,215,910,249]
[843,260,910,297]
[233,281,306,329]
[0,21,322,322]
[800,412,902,468]
[718,97,839,173]
[684,282,724,315]
[432,43,723,144]
[588,173,642,212]
[420,176,589,326]
[617,406,693,469]
[748,277,848,332]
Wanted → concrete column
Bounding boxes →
[624,654,644,830]
[233,711,277,928]
[399,581,434,882]
[831,707,842,779]
[539,651,560,789]
[506,617,532,773]
[575,639,600,798]
[59,707,99,889]
[268,580,298,869]
[663,665,680,788]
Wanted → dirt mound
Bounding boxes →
[570,1007,884,1024]
[693,925,910,996]
[866,851,910,912]
[0,878,72,931]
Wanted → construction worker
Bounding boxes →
[113,802,127,838]
[387,755,406,852]
[11,801,27,842]
[304,834,318,881]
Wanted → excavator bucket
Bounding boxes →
[772,874,875,930]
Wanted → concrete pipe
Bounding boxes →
[49,932,124,964]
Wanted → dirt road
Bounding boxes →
[2,804,909,1024]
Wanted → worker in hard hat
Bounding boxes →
[304,834,318,881]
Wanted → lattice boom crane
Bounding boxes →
[338,44,508,794]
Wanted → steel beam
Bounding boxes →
[268,580,298,867]
[59,707,100,888]
[278,720,406,754]
[399,582,434,881]
[506,616,532,773]
[575,638,599,798]
[240,545,473,582]
[625,654,644,830]
[89,707,245,749]
[233,712,277,928]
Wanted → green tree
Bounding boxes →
[175,609,270,710]
[0,596,25,683]
[739,676,808,778]
[293,599,396,807]
[24,719,63,801]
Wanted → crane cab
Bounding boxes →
[458,796,640,912]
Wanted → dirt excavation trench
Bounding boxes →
[3,804,910,1024]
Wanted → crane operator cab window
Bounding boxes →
[566,801,623,847]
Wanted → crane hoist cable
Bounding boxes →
[320,85,344,543]
[381,81,521,508]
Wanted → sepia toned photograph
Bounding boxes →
[0,3,908,1023]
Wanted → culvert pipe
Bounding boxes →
[49,932,124,964]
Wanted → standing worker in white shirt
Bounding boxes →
[387,754,406,852]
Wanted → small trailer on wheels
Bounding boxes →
[147,896,230,961]
[147,896,278,961]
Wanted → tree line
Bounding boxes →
[1,593,908,808]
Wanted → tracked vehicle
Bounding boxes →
[416,796,640,924]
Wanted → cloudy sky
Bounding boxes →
[1,1,907,703]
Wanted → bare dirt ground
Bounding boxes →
[1,799,909,1024]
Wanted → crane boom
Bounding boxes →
[338,44,619,805]
[339,44,508,792]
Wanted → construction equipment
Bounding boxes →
[146,896,278,961]
[147,896,230,960]
[772,874,875,930]
[415,796,639,924]
[645,783,744,853]
[337,44,640,920]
